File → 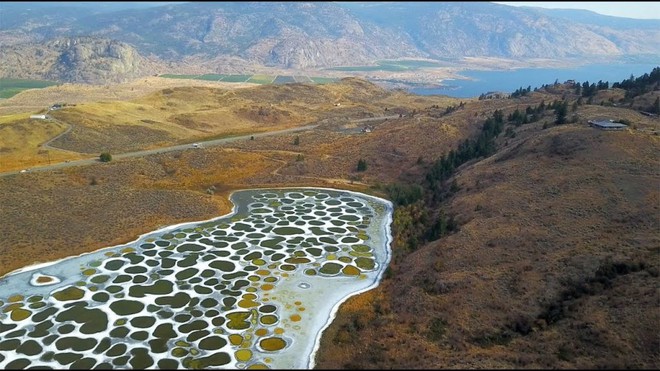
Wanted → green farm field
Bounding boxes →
[247,74,276,84]
[326,59,452,72]
[0,78,59,99]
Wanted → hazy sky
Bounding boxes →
[494,2,660,20]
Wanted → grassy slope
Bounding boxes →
[0,118,84,171]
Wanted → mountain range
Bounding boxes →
[0,1,658,83]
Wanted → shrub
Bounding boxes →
[356,158,367,172]
[427,317,448,342]
[99,153,112,162]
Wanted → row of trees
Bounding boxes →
[576,80,610,97]
[386,92,581,253]
[510,85,532,98]
[385,108,513,253]
[612,67,660,99]
[425,109,505,195]
[444,101,466,114]
[506,101,549,126]
[571,67,659,102]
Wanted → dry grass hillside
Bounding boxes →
[0,76,258,172]
[0,76,258,115]
[0,77,461,172]
[45,85,318,153]
[314,102,660,369]
[0,77,658,369]
[0,114,84,171]
[0,77,468,274]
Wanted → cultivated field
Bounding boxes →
[0,78,59,99]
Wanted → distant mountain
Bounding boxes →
[71,2,423,67]
[341,2,660,58]
[0,2,658,82]
[0,37,166,83]
[525,7,660,30]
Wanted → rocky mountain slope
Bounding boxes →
[0,1,658,82]
[0,37,167,84]
[343,2,636,58]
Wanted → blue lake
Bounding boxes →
[409,63,659,98]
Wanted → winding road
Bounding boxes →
[41,117,75,152]
[0,124,318,178]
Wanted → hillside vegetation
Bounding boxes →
[314,71,660,369]
[0,77,461,172]
[0,71,658,369]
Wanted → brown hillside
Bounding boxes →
[314,114,660,369]
[0,78,469,275]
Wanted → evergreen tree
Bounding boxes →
[357,159,367,172]
[428,213,447,241]
[537,100,545,113]
[555,100,568,125]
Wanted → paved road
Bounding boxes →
[0,124,318,178]
[352,115,401,123]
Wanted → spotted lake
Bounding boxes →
[0,188,393,369]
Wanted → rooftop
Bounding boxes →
[588,119,628,129]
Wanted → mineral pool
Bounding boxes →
[0,188,393,369]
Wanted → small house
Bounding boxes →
[588,119,628,131]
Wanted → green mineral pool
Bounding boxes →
[0,188,393,369]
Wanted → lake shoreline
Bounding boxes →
[0,186,394,370]
[405,62,659,98]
